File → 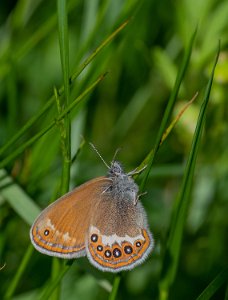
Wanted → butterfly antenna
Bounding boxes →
[89,143,110,169]
[111,147,122,163]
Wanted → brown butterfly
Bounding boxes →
[30,160,154,272]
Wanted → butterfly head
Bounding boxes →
[108,161,124,177]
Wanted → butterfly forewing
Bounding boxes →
[30,177,112,258]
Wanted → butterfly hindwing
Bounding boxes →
[86,194,153,272]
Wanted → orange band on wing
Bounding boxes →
[32,226,85,254]
[88,229,151,269]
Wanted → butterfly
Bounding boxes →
[30,160,154,272]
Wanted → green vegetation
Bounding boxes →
[0,1,227,299]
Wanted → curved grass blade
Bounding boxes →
[140,27,197,190]
[160,92,198,145]
[135,93,198,175]
[71,19,129,81]
[159,42,220,300]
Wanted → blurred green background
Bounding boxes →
[0,0,228,299]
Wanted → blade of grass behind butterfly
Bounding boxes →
[50,1,71,299]
[0,20,128,158]
[140,27,197,191]
[159,42,220,300]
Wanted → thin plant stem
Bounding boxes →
[4,244,34,299]
[108,275,121,300]
[49,1,71,299]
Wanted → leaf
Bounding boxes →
[0,169,40,225]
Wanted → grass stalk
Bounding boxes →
[159,42,220,300]
[49,1,71,299]
[140,27,197,190]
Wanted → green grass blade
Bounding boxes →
[195,267,228,300]
[159,42,220,300]
[108,275,121,300]
[3,0,79,63]
[71,19,129,82]
[57,0,71,194]
[4,245,34,300]
[0,169,40,225]
[0,73,107,169]
[136,93,198,175]
[0,20,128,158]
[0,98,54,157]
[140,27,197,190]
[51,2,71,298]
[38,261,73,300]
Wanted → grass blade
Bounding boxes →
[57,0,71,194]
[108,275,121,300]
[4,245,34,299]
[0,73,107,170]
[0,169,40,225]
[195,267,228,300]
[38,261,74,300]
[141,27,197,190]
[50,1,71,299]
[0,20,128,158]
[159,42,220,300]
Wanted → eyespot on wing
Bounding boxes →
[86,226,154,272]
